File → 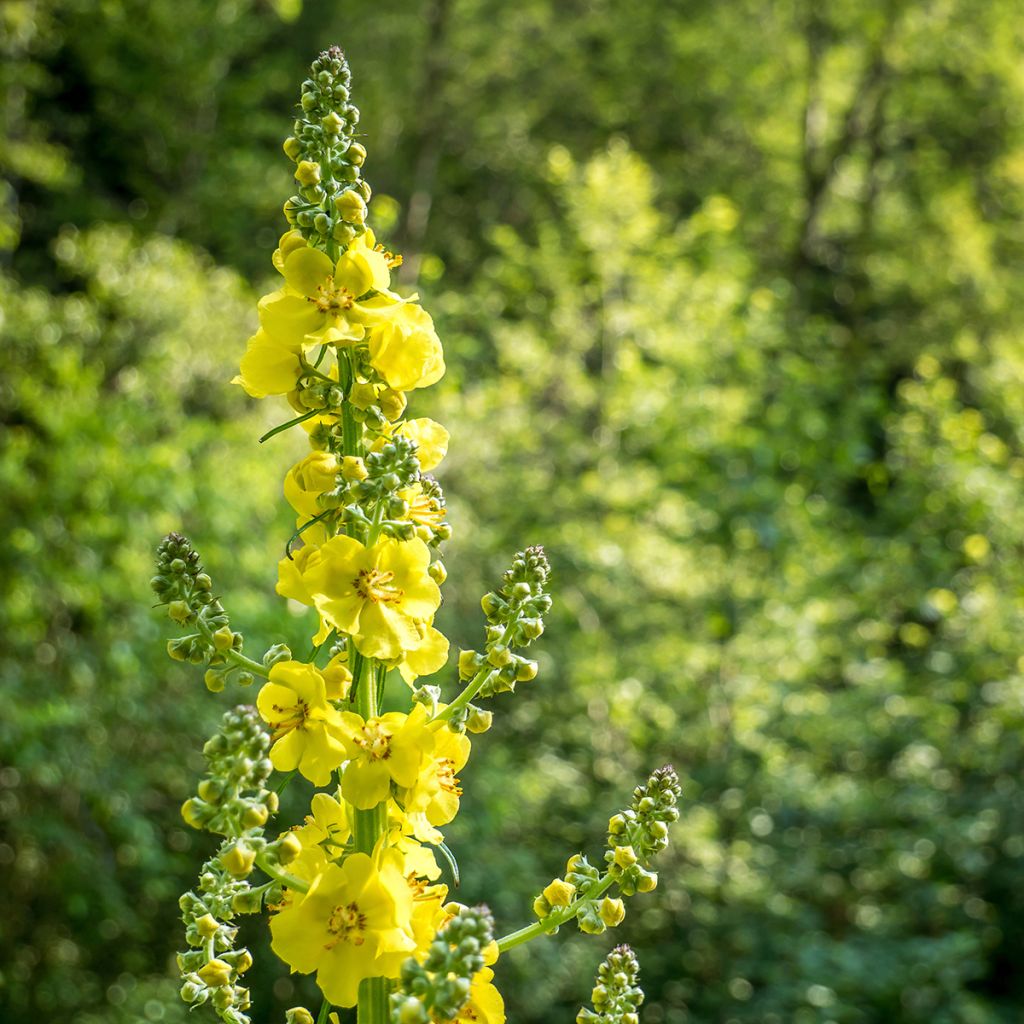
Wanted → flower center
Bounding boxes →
[268,699,309,742]
[309,275,355,315]
[354,567,403,604]
[325,901,366,949]
[437,757,462,795]
[374,242,404,268]
[356,720,392,761]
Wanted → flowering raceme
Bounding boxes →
[154,44,679,1024]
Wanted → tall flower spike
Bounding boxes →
[577,945,644,1024]
[282,46,371,249]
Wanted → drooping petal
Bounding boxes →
[282,246,334,297]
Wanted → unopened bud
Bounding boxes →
[221,843,256,878]
[599,897,626,927]
[275,832,303,865]
[533,893,552,919]
[295,160,322,187]
[542,878,576,907]
[241,803,268,828]
[196,913,220,938]
[613,846,638,869]
[334,189,367,225]
[466,706,493,734]
[321,111,344,134]
[487,645,512,668]
[636,869,658,893]
[428,560,447,585]
[168,600,191,624]
[198,958,233,989]
[286,1009,315,1024]
[347,142,367,166]
[181,798,206,829]
[282,137,302,161]
[341,456,368,481]
[515,658,538,682]
[204,669,226,693]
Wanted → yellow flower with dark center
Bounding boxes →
[337,704,434,810]
[399,722,471,843]
[256,661,346,786]
[296,535,442,660]
[269,851,414,1007]
[259,243,401,350]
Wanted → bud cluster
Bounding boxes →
[281,46,372,249]
[390,906,494,1024]
[458,547,552,699]
[606,765,680,894]
[178,856,259,1024]
[180,706,277,837]
[152,533,252,689]
[576,945,644,1024]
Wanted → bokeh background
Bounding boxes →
[3,1,1024,1021]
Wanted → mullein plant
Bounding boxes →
[152,46,680,1024]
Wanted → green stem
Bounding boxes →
[495,876,616,953]
[254,853,310,895]
[357,977,390,1024]
[432,665,496,724]
[193,615,269,679]
[316,997,332,1024]
[350,655,389,1024]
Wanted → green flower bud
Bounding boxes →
[466,706,493,734]
[221,843,256,879]
[196,913,220,938]
[204,669,226,693]
[275,832,303,865]
[347,141,367,166]
[335,188,367,224]
[321,111,344,134]
[283,137,302,161]
[295,160,322,186]
[198,958,233,988]
[543,878,576,907]
[533,893,551,919]
[487,645,512,668]
[599,897,626,927]
[168,599,191,624]
[428,560,447,584]
[241,803,268,828]
[515,658,538,682]
[286,1010,315,1024]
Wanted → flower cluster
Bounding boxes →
[157,44,680,1024]
[526,765,680,940]
[576,945,644,1024]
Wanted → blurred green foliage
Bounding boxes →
[2,1,1024,1023]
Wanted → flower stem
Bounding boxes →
[495,876,615,953]
[351,649,389,1023]
[254,852,310,895]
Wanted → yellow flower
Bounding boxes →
[271,229,308,275]
[396,623,449,686]
[256,661,346,786]
[397,482,447,540]
[259,244,399,350]
[322,650,353,700]
[296,534,442,660]
[457,967,505,1024]
[399,721,471,842]
[284,451,341,517]
[337,704,434,810]
[269,851,415,1007]
[368,303,445,392]
[233,327,303,398]
[276,546,332,646]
